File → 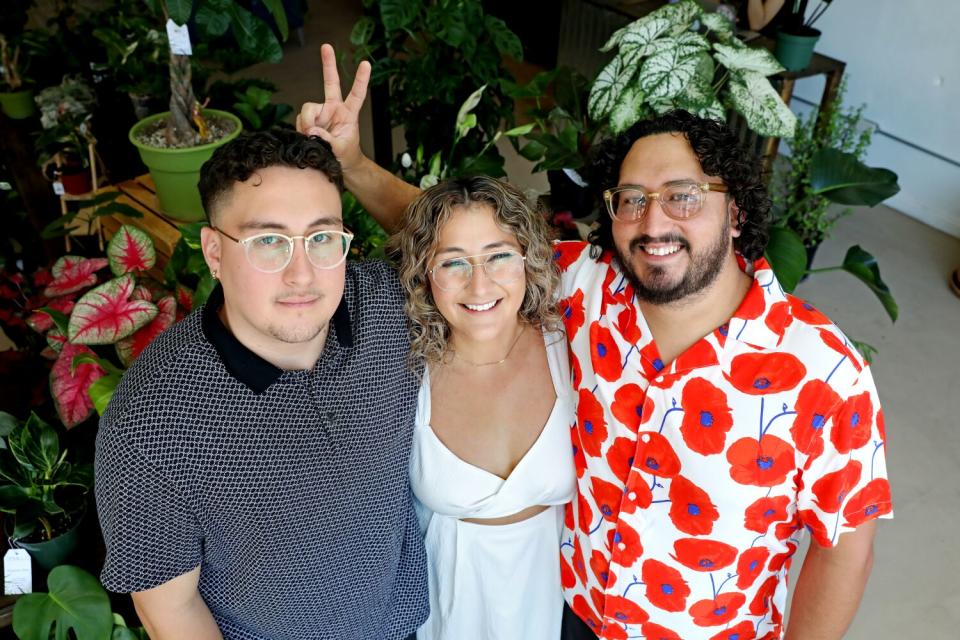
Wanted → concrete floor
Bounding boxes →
[250,2,960,638]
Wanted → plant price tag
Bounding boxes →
[52,180,65,196]
[166,18,193,56]
[3,549,32,594]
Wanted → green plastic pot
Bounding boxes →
[0,89,37,120]
[774,28,822,72]
[11,513,84,571]
[129,110,242,221]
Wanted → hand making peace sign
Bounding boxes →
[295,43,371,172]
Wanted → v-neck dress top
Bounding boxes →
[409,330,576,640]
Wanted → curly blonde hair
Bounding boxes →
[389,176,561,365]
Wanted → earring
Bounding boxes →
[211,270,218,279]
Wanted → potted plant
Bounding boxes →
[774,0,839,71]
[25,223,213,427]
[350,0,524,178]
[588,0,796,138]
[0,411,93,570]
[34,75,98,195]
[127,0,290,221]
[90,0,170,121]
[0,0,38,119]
[764,85,900,360]
[502,66,604,229]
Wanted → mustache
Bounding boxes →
[629,234,690,252]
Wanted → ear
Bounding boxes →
[200,226,223,276]
[728,198,743,239]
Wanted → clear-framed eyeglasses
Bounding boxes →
[214,227,354,273]
[603,180,728,223]
[428,250,526,292]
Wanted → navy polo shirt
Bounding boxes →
[95,260,428,639]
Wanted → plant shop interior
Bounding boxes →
[0,1,957,639]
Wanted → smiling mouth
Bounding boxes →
[640,243,683,256]
[462,299,501,312]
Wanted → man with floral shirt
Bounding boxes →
[296,49,891,640]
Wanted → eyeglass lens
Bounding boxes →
[610,183,705,221]
[245,232,349,272]
[431,251,525,291]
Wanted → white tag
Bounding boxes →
[52,180,65,195]
[166,18,193,56]
[3,549,32,594]
[0,181,11,190]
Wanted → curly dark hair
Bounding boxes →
[586,110,771,261]
[198,128,344,224]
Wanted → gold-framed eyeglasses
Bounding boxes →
[214,227,354,273]
[428,250,526,292]
[603,180,728,223]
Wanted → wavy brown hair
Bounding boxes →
[389,176,560,365]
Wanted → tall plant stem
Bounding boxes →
[167,52,197,146]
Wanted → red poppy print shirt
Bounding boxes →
[554,242,892,640]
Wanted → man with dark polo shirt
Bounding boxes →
[95,129,428,639]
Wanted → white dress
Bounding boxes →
[409,330,577,640]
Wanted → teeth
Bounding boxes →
[644,245,681,256]
[464,300,497,311]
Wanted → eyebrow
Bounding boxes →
[237,216,343,232]
[434,240,517,256]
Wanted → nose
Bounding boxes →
[281,237,315,286]
[634,198,677,237]
[465,262,494,295]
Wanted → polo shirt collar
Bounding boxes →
[201,284,353,394]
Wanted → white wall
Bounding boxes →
[792,0,960,238]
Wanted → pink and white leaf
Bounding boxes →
[46,327,67,353]
[51,343,106,428]
[132,285,153,302]
[175,284,193,314]
[107,225,156,276]
[116,295,176,366]
[44,256,109,297]
[67,274,158,345]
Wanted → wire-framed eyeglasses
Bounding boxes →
[428,250,526,292]
[603,180,728,223]
[214,227,354,273]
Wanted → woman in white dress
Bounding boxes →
[391,176,576,640]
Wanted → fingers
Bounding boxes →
[295,103,323,134]
[343,60,371,114]
[320,43,342,103]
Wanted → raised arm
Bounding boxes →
[746,0,786,31]
[296,44,420,233]
[131,567,223,640]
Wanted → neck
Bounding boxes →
[639,254,752,363]
[448,319,527,367]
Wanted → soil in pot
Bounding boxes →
[133,113,239,150]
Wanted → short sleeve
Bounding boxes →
[95,423,202,592]
[796,364,892,548]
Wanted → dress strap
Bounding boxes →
[543,330,571,399]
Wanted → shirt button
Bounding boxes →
[618,543,626,551]
[628,492,637,501]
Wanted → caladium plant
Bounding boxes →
[24,224,212,427]
[587,0,797,137]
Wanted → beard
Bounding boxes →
[616,218,732,305]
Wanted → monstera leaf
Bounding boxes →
[50,343,106,429]
[116,295,176,366]
[840,246,898,322]
[107,225,156,276]
[43,257,108,298]
[12,565,113,640]
[764,226,808,293]
[67,275,158,345]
